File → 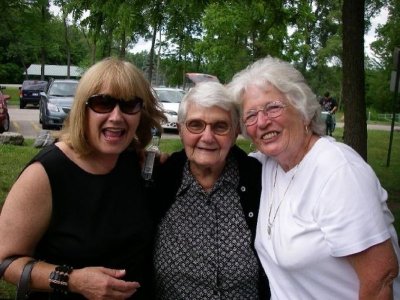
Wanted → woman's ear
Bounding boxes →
[230,124,240,147]
[303,121,311,134]
[234,124,241,137]
[177,123,183,139]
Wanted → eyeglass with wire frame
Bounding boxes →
[184,119,231,135]
[86,94,143,115]
[243,101,288,126]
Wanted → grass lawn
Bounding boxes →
[0,130,399,297]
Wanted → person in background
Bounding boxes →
[151,81,269,299]
[319,91,338,115]
[228,56,400,299]
[0,57,165,299]
[319,91,338,134]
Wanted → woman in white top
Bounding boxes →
[228,56,400,299]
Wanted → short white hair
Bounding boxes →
[178,81,240,128]
[228,56,325,136]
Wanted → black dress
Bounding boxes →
[27,144,154,299]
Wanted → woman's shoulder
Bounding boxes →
[160,149,186,170]
[18,143,65,181]
[307,137,374,178]
[314,137,365,164]
[248,150,269,165]
[28,143,62,166]
[153,149,186,182]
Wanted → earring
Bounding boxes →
[305,125,309,134]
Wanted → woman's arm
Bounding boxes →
[347,239,399,300]
[0,162,52,261]
[0,162,52,288]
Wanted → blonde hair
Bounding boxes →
[59,57,166,155]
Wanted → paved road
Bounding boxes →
[335,122,400,131]
[6,106,400,139]
[9,106,42,138]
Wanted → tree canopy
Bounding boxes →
[0,0,399,157]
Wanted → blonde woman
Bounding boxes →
[0,57,165,299]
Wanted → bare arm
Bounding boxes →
[0,162,52,290]
[346,239,399,300]
[0,162,52,261]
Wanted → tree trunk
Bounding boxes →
[148,24,157,84]
[155,29,162,86]
[40,2,47,81]
[119,29,126,59]
[103,28,113,58]
[342,0,367,160]
[91,15,103,65]
[62,5,71,79]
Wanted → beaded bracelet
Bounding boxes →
[49,265,73,294]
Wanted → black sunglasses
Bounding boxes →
[86,94,143,115]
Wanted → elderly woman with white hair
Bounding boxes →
[151,81,269,299]
[228,56,400,299]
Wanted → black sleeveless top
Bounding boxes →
[28,144,154,299]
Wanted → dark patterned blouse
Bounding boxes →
[154,154,260,300]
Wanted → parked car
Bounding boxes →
[184,73,219,90]
[0,86,11,133]
[39,79,79,129]
[153,87,186,130]
[19,80,48,109]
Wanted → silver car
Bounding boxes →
[39,79,79,129]
[153,87,186,130]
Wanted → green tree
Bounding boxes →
[199,0,290,82]
[53,0,75,77]
[68,0,148,64]
[2,1,43,78]
[0,1,26,82]
[159,0,209,86]
[70,0,108,64]
[368,0,400,114]
[139,0,166,83]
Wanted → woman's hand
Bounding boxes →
[69,267,140,300]
[158,152,170,164]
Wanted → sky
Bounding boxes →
[364,7,389,56]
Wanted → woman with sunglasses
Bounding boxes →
[150,81,269,299]
[228,56,400,299]
[0,57,165,299]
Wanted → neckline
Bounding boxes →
[54,143,121,176]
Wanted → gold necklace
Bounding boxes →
[267,162,299,237]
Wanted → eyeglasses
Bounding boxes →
[243,101,287,126]
[184,119,231,135]
[86,94,143,115]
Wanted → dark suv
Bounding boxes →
[19,80,48,109]
[39,79,79,129]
